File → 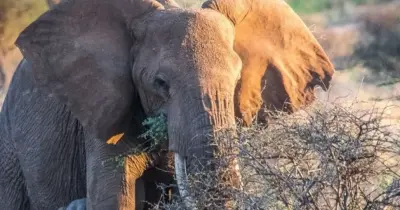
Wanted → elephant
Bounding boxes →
[0,0,335,209]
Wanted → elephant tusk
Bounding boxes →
[174,153,197,210]
[174,153,243,209]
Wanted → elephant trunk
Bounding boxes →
[170,88,242,209]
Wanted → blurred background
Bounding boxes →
[0,0,399,109]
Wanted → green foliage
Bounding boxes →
[286,0,394,14]
[139,113,168,147]
[103,114,168,169]
[106,154,127,169]
[286,0,332,14]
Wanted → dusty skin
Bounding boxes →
[0,0,334,209]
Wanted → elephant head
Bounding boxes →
[16,0,334,207]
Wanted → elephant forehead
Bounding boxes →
[141,8,242,83]
[183,9,236,45]
[147,8,236,49]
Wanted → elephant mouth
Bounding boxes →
[174,152,243,209]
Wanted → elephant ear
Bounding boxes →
[16,0,163,140]
[202,0,335,125]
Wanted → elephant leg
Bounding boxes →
[58,157,158,210]
[143,169,173,209]
[143,171,164,209]
[57,177,147,210]
[6,83,87,209]
[135,178,146,210]
[0,142,30,209]
[143,151,176,209]
[0,96,30,209]
[15,122,86,210]
[85,136,161,210]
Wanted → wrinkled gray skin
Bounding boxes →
[0,0,240,209]
[0,59,175,210]
[0,0,335,209]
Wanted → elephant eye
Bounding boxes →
[154,76,170,97]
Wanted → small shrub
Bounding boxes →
[103,114,168,169]
[152,99,400,209]
[140,113,168,148]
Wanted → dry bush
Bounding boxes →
[147,98,400,210]
[237,101,400,209]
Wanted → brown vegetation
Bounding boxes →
[148,98,400,209]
